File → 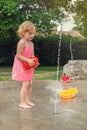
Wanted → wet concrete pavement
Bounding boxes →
[0,80,87,130]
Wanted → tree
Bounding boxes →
[19,0,71,34]
[0,0,71,44]
[72,0,87,37]
[0,0,27,43]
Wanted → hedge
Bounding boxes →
[0,34,87,66]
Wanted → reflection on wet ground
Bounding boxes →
[0,80,87,130]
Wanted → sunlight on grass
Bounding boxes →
[0,66,63,81]
[34,71,57,80]
[0,74,12,81]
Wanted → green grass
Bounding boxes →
[0,67,12,72]
[0,66,63,81]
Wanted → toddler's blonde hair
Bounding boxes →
[17,21,36,38]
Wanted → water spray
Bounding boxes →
[53,16,63,115]
[53,0,72,115]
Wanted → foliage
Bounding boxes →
[72,0,87,37]
[33,34,87,66]
[16,0,64,34]
[0,0,72,44]
[0,0,27,43]
[0,34,87,66]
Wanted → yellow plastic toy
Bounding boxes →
[58,87,78,99]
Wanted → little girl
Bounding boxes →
[12,21,37,109]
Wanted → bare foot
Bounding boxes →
[19,103,31,109]
[26,101,35,107]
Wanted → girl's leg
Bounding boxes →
[26,80,35,107]
[19,81,31,108]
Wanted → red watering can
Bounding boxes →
[22,57,39,70]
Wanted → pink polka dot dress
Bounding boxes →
[12,46,34,82]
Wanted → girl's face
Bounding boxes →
[24,30,35,41]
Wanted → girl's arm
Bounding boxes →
[16,40,34,66]
[16,40,28,62]
[31,42,35,57]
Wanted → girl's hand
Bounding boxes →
[27,59,35,67]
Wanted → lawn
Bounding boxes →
[0,66,63,81]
